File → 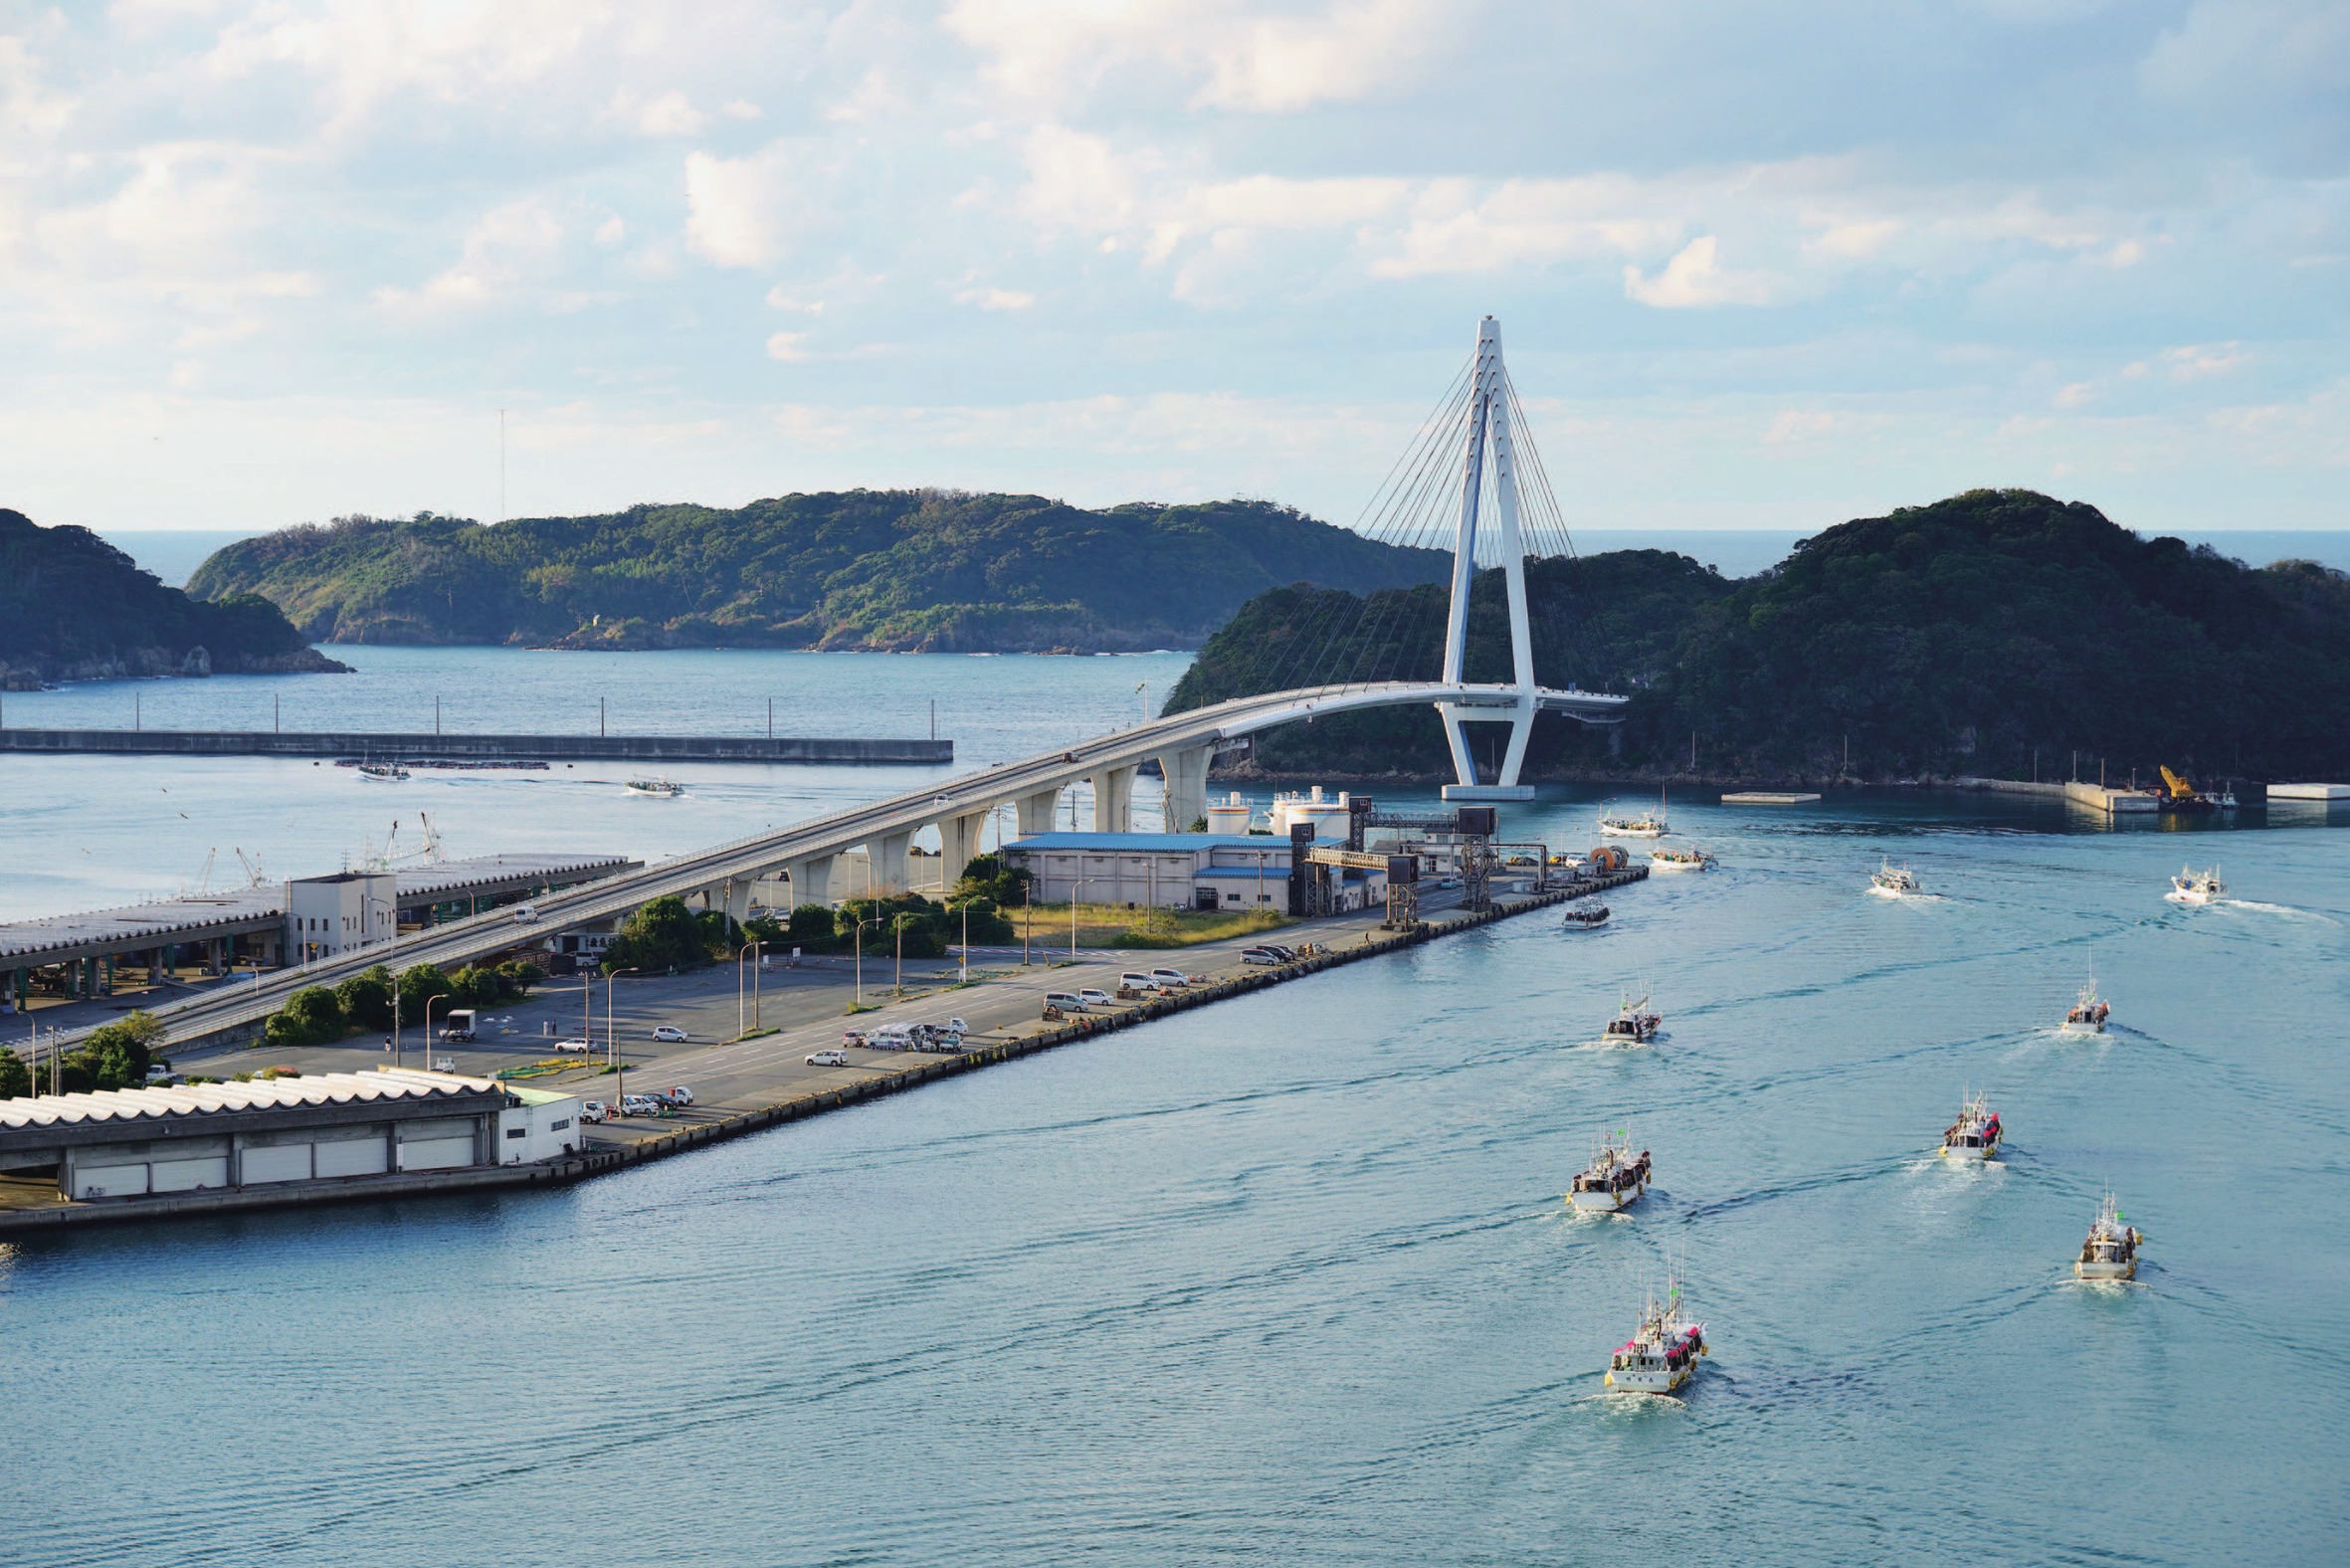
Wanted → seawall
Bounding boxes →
[0,871,1642,1236]
[0,728,952,765]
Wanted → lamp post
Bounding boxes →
[958,898,968,986]
[852,915,883,1008]
[605,966,640,1105]
[423,992,452,1068]
[1021,881,1032,968]
[735,940,766,1039]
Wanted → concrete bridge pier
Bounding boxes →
[1090,765,1136,834]
[873,830,914,896]
[936,811,991,887]
[784,854,834,908]
[1156,746,1211,832]
[1015,787,1063,836]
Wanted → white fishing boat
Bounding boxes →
[1569,1137,1652,1212]
[2074,1192,2141,1280]
[625,777,685,798]
[2165,866,2223,905]
[1940,1091,2003,1161]
[2058,980,2110,1036]
[1560,904,1611,929]
[1602,991,1661,1045]
[1649,844,1712,873]
[1599,788,1668,838]
[1867,858,1922,898]
[357,763,410,782]
[1605,1281,1707,1395]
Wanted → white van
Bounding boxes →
[1045,992,1087,1013]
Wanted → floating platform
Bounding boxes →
[0,727,951,765]
[2268,783,2350,801]
[1720,791,1821,804]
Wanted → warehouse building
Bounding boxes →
[0,1069,582,1205]
[1004,832,1389,914]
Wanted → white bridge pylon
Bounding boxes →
[1437,314,1541,802]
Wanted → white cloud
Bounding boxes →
[685,144,796,269]
[1624,236,1778,308]
[2054,381,2095,407]
[614,89,708,138]
[2163,342,2248,380]
[375,198,567,315]
[955,286,1035,310]
[766,330,811,361]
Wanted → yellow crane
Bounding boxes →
[2159,765,2205,806]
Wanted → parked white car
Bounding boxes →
[579,1100,611,1123]
[1045,992,1086,1013]
[651,1025,688,1043]
[1077,988,1114,1007]
[1148,968,1200,988]
[552,1038,594,1055]
[658,1085,694,1107]
[1241,948,1281,966]
[1118,971,1162,993]
[618,1093,666,1116]
[806,1049,850,1068]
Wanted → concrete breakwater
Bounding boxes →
[0,872,1641,1236]
[0,727,952,765]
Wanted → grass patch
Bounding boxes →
[845,1001,880,1016]
[1010,903,1293,951]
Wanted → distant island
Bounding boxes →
[187,490,1450,654]
[1,509,346,690]
[1169,490,2350,784]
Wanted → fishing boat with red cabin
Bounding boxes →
[1940,1092,2002,1161]
[1605,1281,1707,1395]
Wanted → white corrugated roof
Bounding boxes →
[0,1069,499,1130]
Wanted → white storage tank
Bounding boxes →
[1270,787,1353,841]
[1205,792,1254,836]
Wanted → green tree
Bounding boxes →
[395,963,458,1023]
[0,1048,31,1100]
[493,959,542,996]
[603,895,713,974]
[953,853,1033,909]
[335,965,395,1030]
[75,1011,168,1088]
[265,987,344,1049]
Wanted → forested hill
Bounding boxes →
[1169,490,2350,783]
[0,509,346,689]
[187,491,1450,653]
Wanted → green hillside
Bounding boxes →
[1170,490,2350,783]
[188,491,1451,653]
[0,508,344,688]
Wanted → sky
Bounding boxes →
[1,0,2343,536]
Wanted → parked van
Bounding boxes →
[1045,992,1087,1013]
[869,1024,917,1051]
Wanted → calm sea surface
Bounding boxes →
[5,654,2350,1565]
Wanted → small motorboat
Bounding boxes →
[2166,866,2224,905]
[1569,1138,1651,1212]
[2075,1191,2141,1280]
[1602,991,1661,1045]
[1868,858,1921,897]
[357,763,410,782]
[1605,1282,1707,1395]
[1650,845,1712,873]
[1560,904,1611,929]
[625,777,685,798]
[1940,1091,2002,1161]
[2058,980,2110,1036]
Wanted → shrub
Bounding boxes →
[335,965,395,1030]
[0,1049,29,1100]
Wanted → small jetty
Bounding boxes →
[1721,791,1820,804]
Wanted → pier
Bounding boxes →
[0,868,1643,1233]
[0,727,953,764]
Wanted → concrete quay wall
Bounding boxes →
[0,728,952,765]
[0,872,1640,1237]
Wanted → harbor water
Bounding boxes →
[5,652,2348,1561]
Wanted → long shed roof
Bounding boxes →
[0,1069,500,1131]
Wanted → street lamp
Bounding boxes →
[851,914,884,1008]
[423,992,452,1069]
[604,966,640,1104]
[735,939,766,1039]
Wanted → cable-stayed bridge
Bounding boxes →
[23,317,1622,1050]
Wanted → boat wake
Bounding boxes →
[2215,898,2337,923]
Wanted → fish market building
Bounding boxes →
[1004,832,1388,914]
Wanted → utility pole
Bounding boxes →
[929,698,936,741]
[768,697,773,740]
[499,408,506,523]
[600,696,606,737]
[274,693,280,733]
